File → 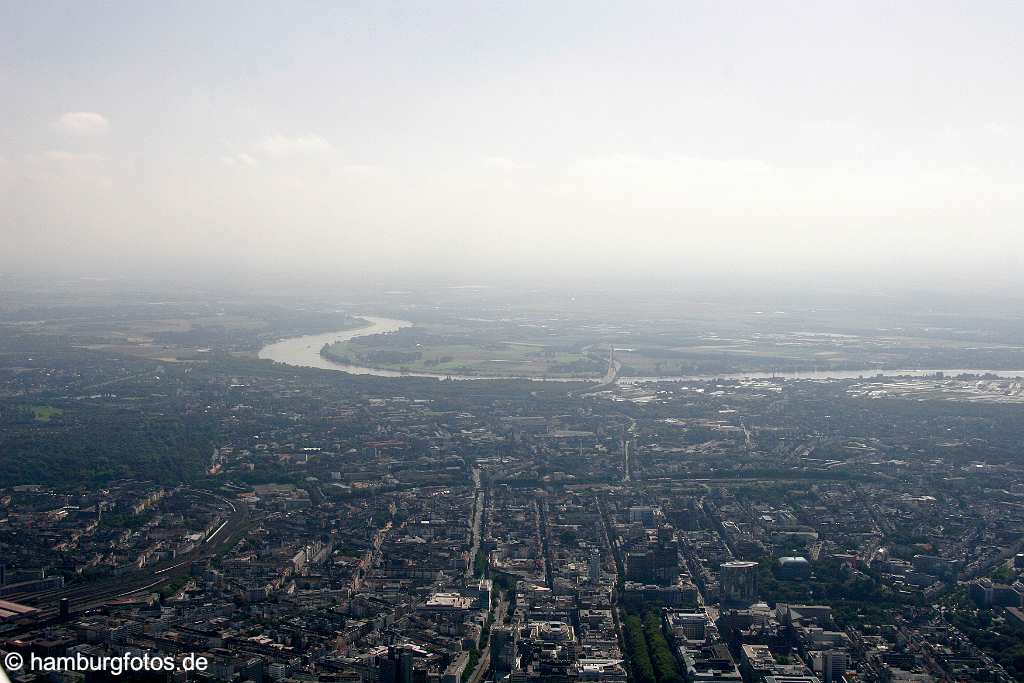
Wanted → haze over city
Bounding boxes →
[2,1,1024,288]
[10,4,1024,682]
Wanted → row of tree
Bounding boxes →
[622,610,683,683]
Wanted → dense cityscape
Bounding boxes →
[3,289,1024,682]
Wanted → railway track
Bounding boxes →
[5,491,248,627]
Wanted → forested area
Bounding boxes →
[0,401,216,486]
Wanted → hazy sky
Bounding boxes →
[2,1,1023,287]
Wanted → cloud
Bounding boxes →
[220,153,258,167]
[575,154,773,176]
[341,163,389,178]
[256,134,332,158]
[25,149,104,165]
[20,149,110,188]
[484,156,525,171]
[55,111,109,135]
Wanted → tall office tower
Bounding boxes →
[654,525,679,583]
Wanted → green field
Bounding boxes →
[23,404,64,421]
[323,339,606,378]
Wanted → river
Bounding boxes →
[258,316,416,375]
[257,316,571,381]
[258,317,1024,383]
[620,368,1024,384]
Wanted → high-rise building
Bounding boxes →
[719,561,758,604]
[813,650,849,683]
[653,525,679,583]
[626,551,655,582]
[626,525,679,585]
[374,646,419,683]
[589,548,601,584]
[628,507,656,527]
[491,625,519,675]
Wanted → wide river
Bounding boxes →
[257,316,567,381]
[258,317,1024,383]
[258,316,417,377]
